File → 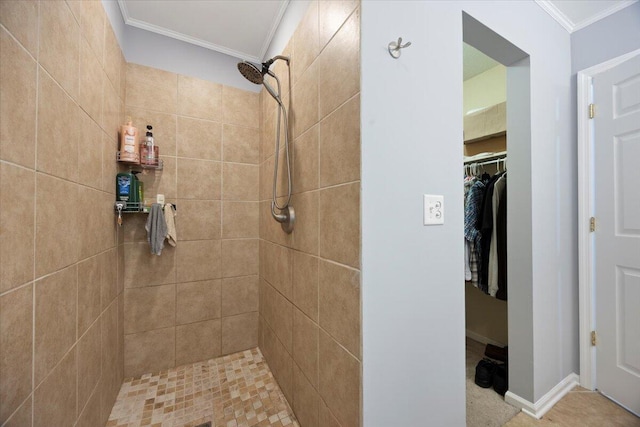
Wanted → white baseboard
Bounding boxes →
[465,329,507,348]
[505,373,579,419]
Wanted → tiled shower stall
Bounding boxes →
[0,1,361,426]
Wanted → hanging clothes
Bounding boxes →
[464,179,485,288]
[496,183,508,301]
[488,174,506,296]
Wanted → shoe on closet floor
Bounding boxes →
[475,358,496,388]
[493,364,508,396]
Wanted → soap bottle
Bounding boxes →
[131,171,143,210]
[119,118,139,163]
[142,125,157,166]
[116,171,134,206]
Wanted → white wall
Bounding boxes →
[101,0,309,92]
[361,1,575,424]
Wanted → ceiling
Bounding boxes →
[463,44,500,81]
[117,0,636,66]
[118,0,289,63]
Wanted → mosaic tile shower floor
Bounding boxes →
[107,348,299,427]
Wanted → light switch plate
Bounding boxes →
[424,194,444,225]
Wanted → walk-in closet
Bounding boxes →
[463,43,516,426]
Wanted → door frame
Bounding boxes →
[576,48,640,391]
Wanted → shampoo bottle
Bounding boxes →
[119,118,139,163]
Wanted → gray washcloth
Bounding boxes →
[145,203,168,255]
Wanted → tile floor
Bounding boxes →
[107,348,299,427]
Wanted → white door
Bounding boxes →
[593,53,640,416]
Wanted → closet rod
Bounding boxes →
[465,157,506,167]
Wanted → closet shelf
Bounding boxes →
[464,151,507,164]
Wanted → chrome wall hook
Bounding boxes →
[388,37,411,59]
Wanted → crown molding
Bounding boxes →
[535,0,638,33]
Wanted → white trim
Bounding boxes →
[465,329,507,348]
[576,48,640,392]
[505,373,579,419]
[258,0,290,61]
[535,1,574,33]
[572,1,638,32]
[535,0,638,33]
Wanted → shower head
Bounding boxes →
[237,61,264,84]
[237,55,290,85]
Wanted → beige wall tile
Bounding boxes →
[80,0,105,62]
[102,130,119,194]
[176,239,222,282]
[79,37,104,124]
[319,182,360,268]
[104,24,122,93]
[0,27,37,168]
[178,200,221,241]
[260,240,292,299]
[100,248,118,310]
[139,155,177,201]
[126,63,177,114]
[0,285,33,422]
[261,321,293,402]
[77,255,102,336]
[176,279,221,325]
[293,308,319,389]
[318,399,341,427]
[291,190,319,254]
[0,164,35,293]
[318,0,358,49]
[122,213,148,243]
[319,260,361,358]
[319,94,360,187]
[268,39,292,98]
[293,365,320,427]
[221,312,258,355]
[124,284,176,334]
[77,320,101,415]
[3,395,32,427]
[34,265,77,385]
[221,276,258,317]
[223,124,260,164]
[261,280,293,353]
[222,239,259,278]
[77,186,113,260]
[124,327,175,378]
[261,103,276,163]
[37,70,79,182]
[292,251,318,321]
[223,163,259,201]
[123,242,176,288]
[78,111,104,190]
[100,300,119,418]
[76,383,101,427]
[293,125,319,194]
[319,331,360,427]
[292,1,319,86]
[177,116,222,160]
[222,86,259,129]
[177,158,221,200]
[39,0,79,100]
[176,319,221,365]
[127,107,178,157]
[101,76,122,140]
[222,201,258,238]
[292,61,319,138]
[33,347,77,427]
[177,75,222,121]
[318,8,359,118]
[0,0,38,57]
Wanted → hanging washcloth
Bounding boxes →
[145,203,168,255]
[164,203,177,247]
